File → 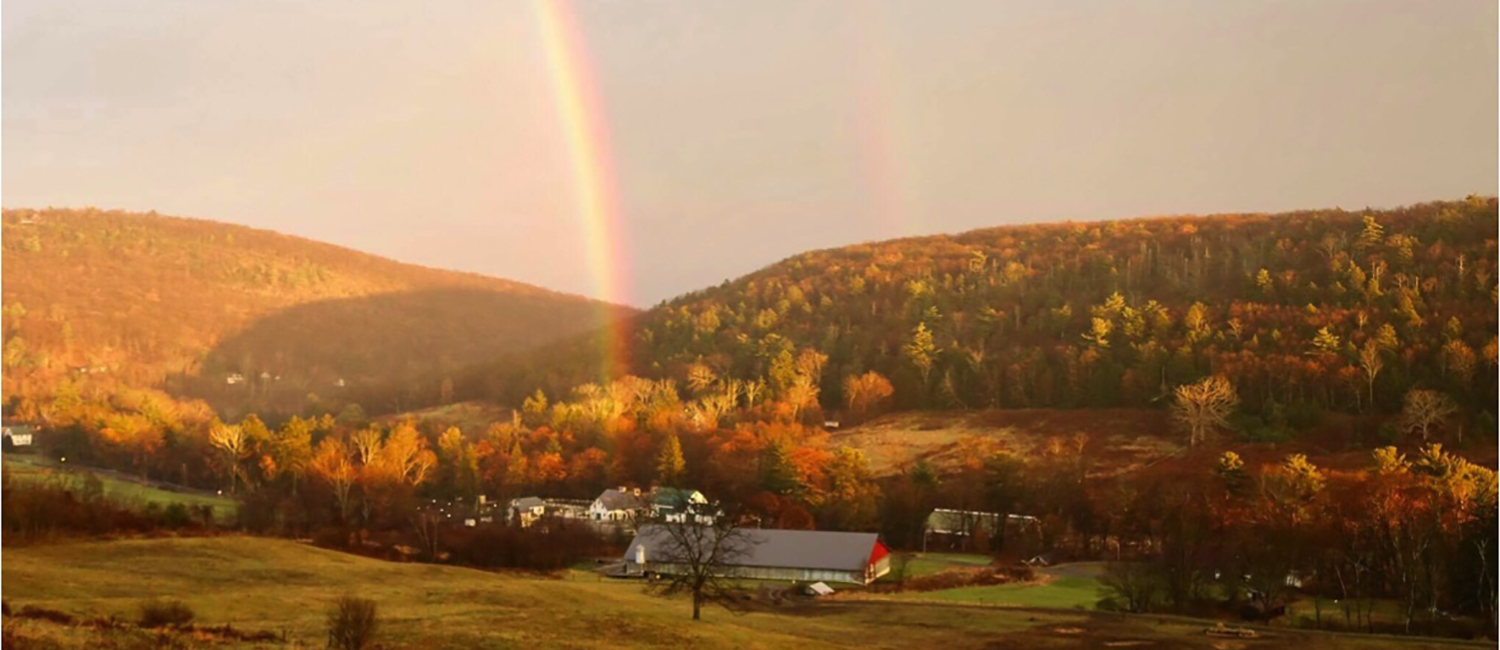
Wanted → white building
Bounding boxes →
[623,527,892,585]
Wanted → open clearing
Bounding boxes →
[832,410,1180,477]
[2,537,1486,650]
[2,454,239,522]
[829,410,1499,478]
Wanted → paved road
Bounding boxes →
[1041,562,1106,580]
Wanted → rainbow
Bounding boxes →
[848,6,916,239]
[534,0,633,379]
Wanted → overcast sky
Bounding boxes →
[5,0,1496,306]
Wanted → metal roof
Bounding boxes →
[625,526,882,573]
[594,488,645,511]
[925,508,1038,534]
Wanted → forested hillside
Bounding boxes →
[0,208,631,420]
[476,198,1497,437]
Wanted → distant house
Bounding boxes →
[590,487,646,523]
[226,373,245,385]
[623,526,892,585]
[2,423,35,449]
[649,488,711,524]
[590,486,713,528]
[543,498,592,520]
[508,496,593,528]
[509,496,547,527]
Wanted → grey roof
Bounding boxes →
[624,526,882,573]
[925,508,1038,534]
[511,497,544,510]
[594,488,646,511]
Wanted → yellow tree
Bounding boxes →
[904,323,938,393]
[381,423,436,486]
[843,371,895,423]
[209,421,247,494]
[310,438,356,523]
[657,433,686,486]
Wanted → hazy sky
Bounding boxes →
[5,0,1496,306]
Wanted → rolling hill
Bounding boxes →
[469,198,1498,439]
[0,208,633,419]
[2,536,1476,649]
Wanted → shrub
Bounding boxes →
[899,565,1035,592]
[16,605,75,625]
[1377,421,1401,445]
[1231,413,1292,443]
[442,520,608,571]
[1099,562,1160,613]
[1477,411,1497,438]
[162,504,192,529]
[137,599,194,628]
[326,596,378,650]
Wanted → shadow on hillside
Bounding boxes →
[174,287,622,419]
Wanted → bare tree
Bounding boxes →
[1100,561,1160,613]
[1358,341,1384,410]
[412,510,441,562]
[1171,375,1239,447]
[635,503,756,621]
[1400,389,1457,442]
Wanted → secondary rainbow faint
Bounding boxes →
[535,0,633,380]
[849,4,919,238]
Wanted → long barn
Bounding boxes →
[622,526,891,585]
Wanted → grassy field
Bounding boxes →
[2,537,1488,650]
[830,410,1181,477]
[892,552,995,579]
[890,575,1104,610]
[3,454,238,522]
[875,559,1106,610]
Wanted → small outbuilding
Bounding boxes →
[2,423,35,449]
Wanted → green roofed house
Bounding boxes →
[650,488,711,524]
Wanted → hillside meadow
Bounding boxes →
[2,454,238,523]
[2,536,1488,650]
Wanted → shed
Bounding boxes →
[2,424,35,449]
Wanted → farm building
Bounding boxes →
[2,423,36,449]
[623,526,891,585]
[923,508,1040,551]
